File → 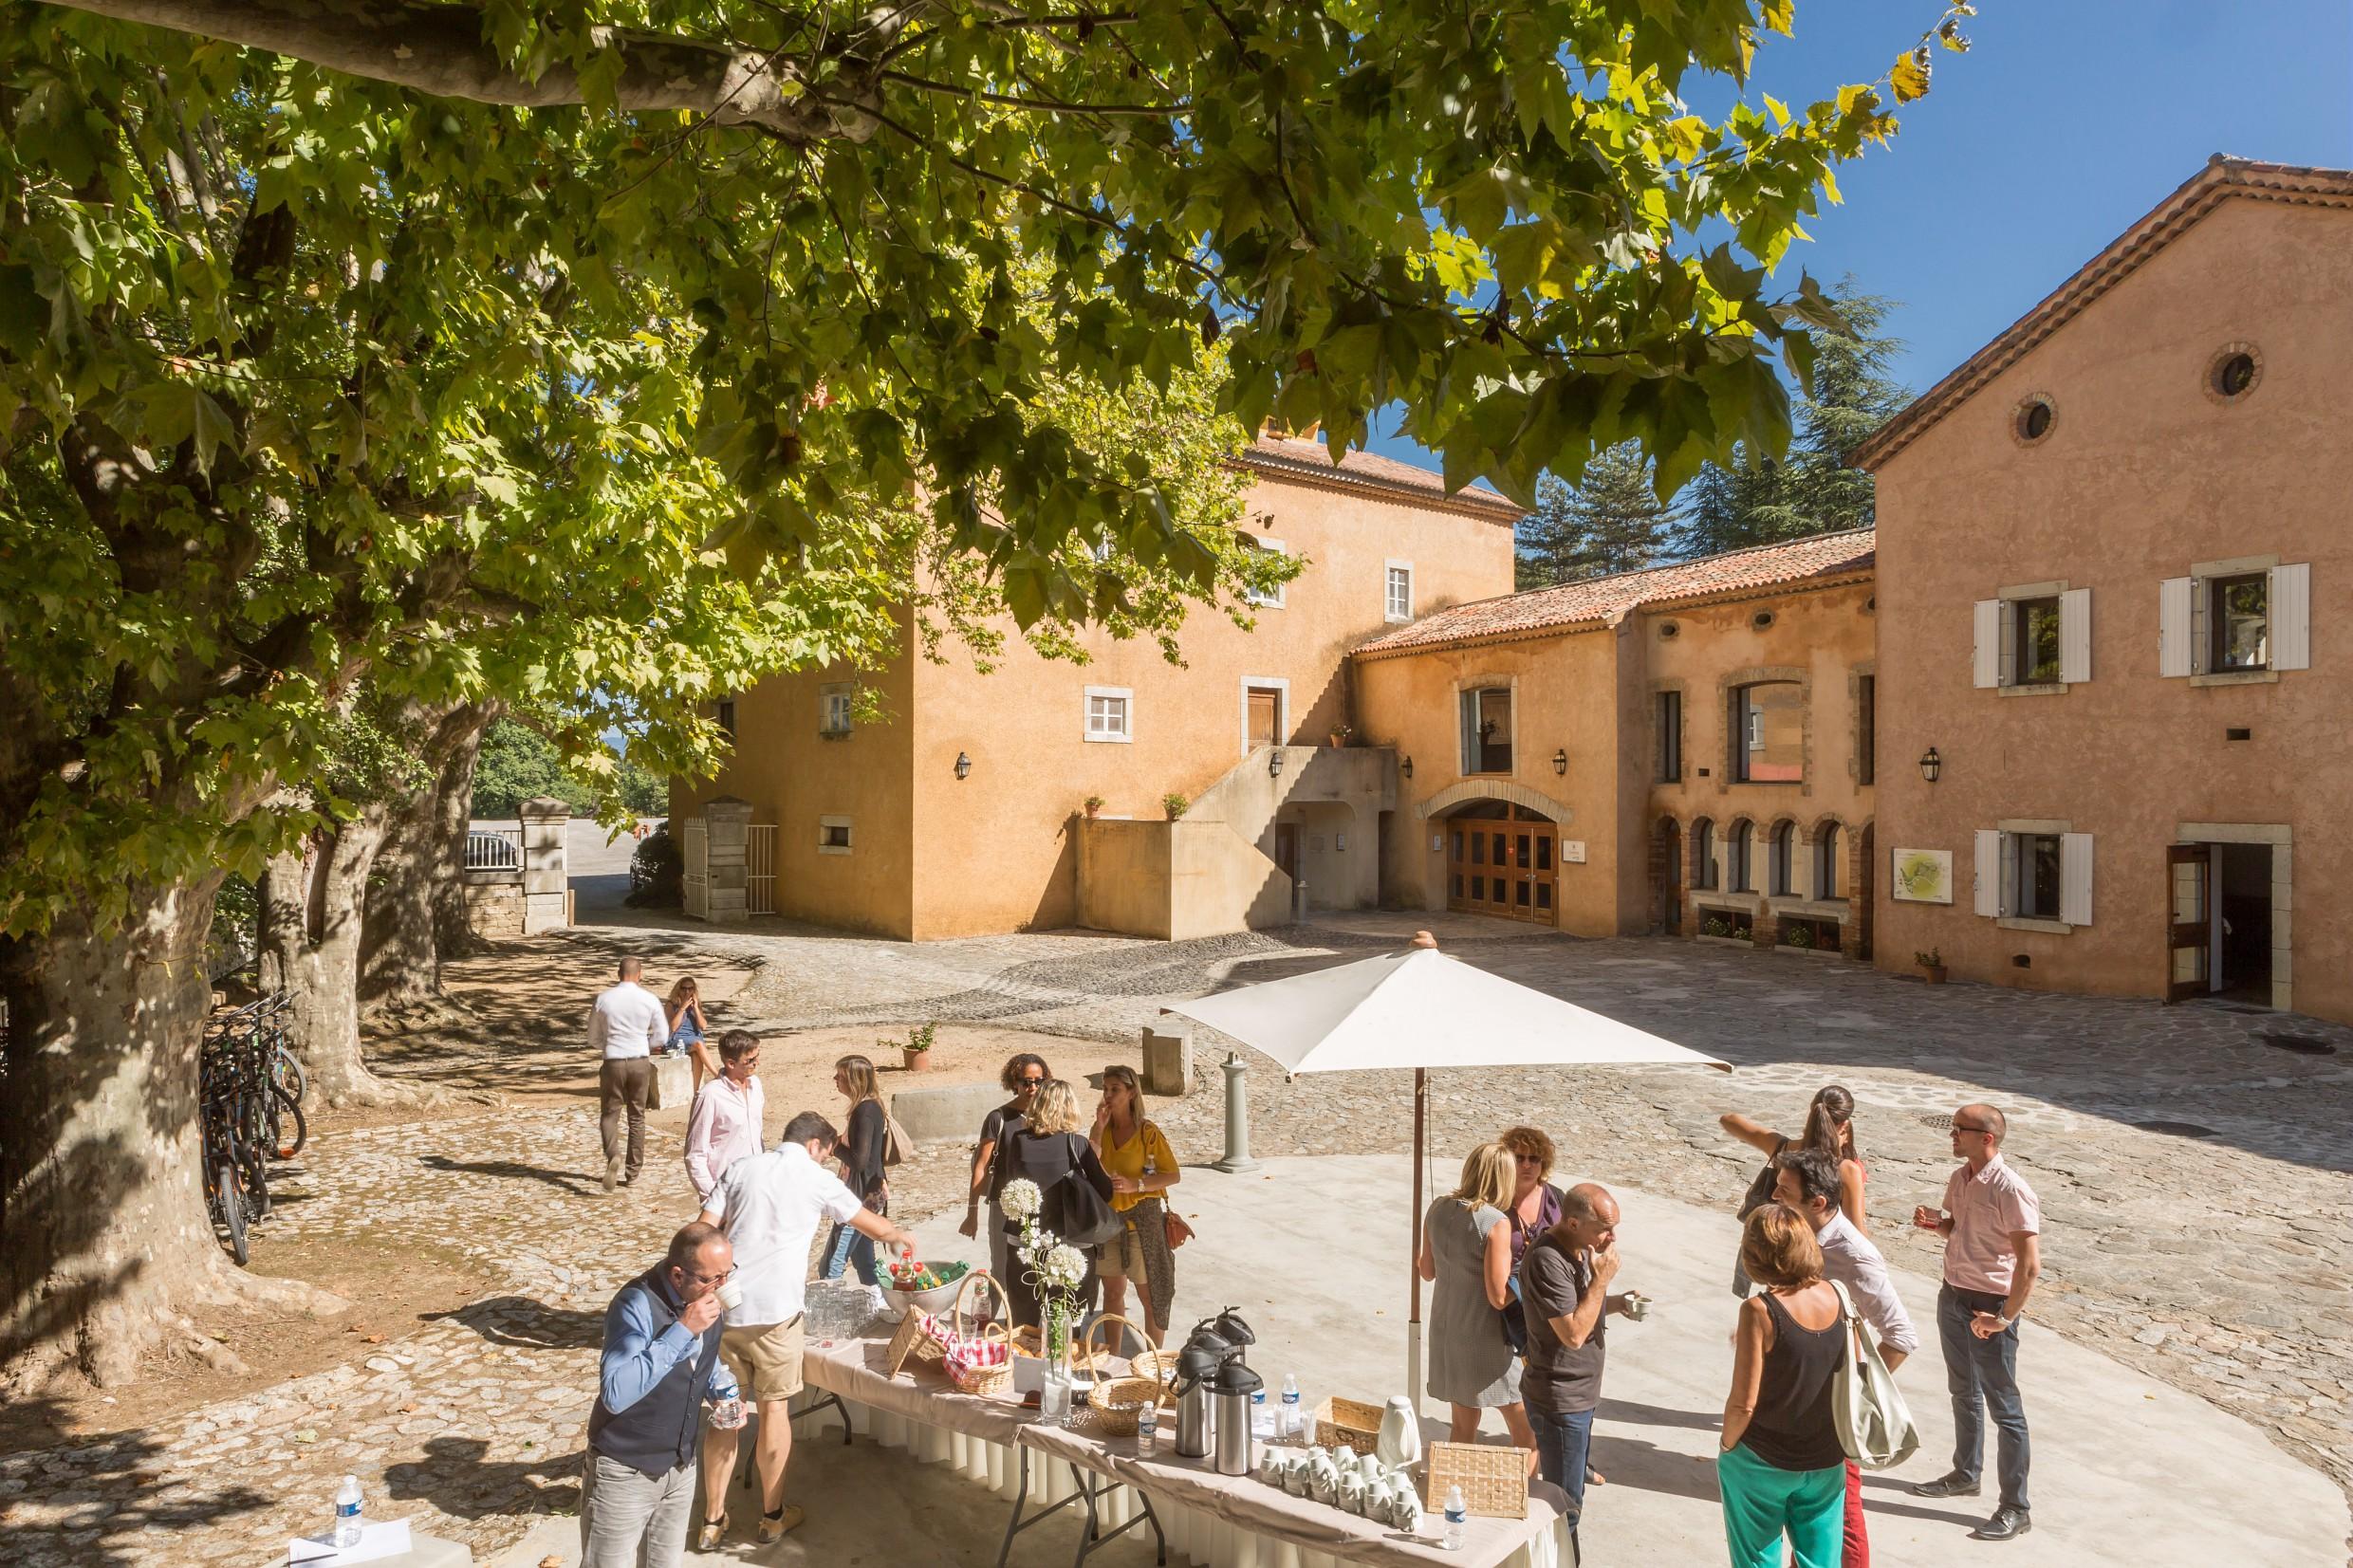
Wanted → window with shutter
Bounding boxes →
[1246,540,1288,607]
[1973,600,2002,688]
[2059,588,2092,684]
[2158,577,2194,677]
[2271,563,2311,670]
[2060,833,2094,927]
[1973,830,2002,917]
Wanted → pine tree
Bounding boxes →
[1515,442,1680,588]
[1677,279,1911,557]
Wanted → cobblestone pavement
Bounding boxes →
[4,913,2347,1564]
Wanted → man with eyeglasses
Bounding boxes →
[581,1222,742,1568]
[1910,1103,2043,1543]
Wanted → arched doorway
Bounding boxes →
[1655,817,1683,933]
[1445,802,1557,925]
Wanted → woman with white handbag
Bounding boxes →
[1717,1206,1849,1568]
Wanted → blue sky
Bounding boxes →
[1364,0,2353,471]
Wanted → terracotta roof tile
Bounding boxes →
[1852,157,2353,470]
[1235,433,1525,522]
[1357,529,1875,657]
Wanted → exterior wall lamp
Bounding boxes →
[1400,755,1414,780]
[1918,747,1941,784]
[1551,747,1568,776]
[954,750,973,781]
[1268,747,1285,778]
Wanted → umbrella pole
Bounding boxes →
[1407,1067,1426,1417]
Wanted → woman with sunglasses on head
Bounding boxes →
[960,1052,1050,1284]
[1720,1084,1868,1233]
[1091,1064,1181,1348]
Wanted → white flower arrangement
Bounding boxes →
[1001,1178,1044,1222]
[1042,1244,1087,1290]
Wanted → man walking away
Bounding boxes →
[582,1223,740,1568]
[1911,1103,2042,1542]
[695,1111,917,1545]
[1775,1147,1918,1567]
[1518,1182,1636,1540]
[589,956,668,1191]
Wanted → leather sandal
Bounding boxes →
[695,1514,728,1550]
[757,1503,805,1542]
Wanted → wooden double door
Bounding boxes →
[1446,806,1557,925]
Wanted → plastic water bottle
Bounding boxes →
[333,1475,363,1547]
[1442,1485,1467,1550]
[1281,1372,1302,1437]
[1137,1399,1158,1452]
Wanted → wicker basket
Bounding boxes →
[1080,1313,1151,1372]
[1089,1374,1164,1437]
[1312,1394,1383,1453]
[1423,1439,1531,1520]
[944,1272,1015,1398]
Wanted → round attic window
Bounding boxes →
[2012,396,2055,445]
[1658,621,1679,639]
[1751,610,1775,631]
[2208,345,2261,401]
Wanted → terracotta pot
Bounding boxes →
[903,1048,934,1072]
[1920,965,1947,986]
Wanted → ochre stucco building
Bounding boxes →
[1858,157,2353,1020]
[671,433,1521,939]
[1353,532,1879,950]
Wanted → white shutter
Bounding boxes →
[1973,830,2002,918]
[2272,562,2310,671]
[2158,577,2193,677]
[1973,600,2002,688]
[2060,587,2092,684]
[2061,833,2094,927]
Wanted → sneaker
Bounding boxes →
[602,1154,621,1193]
[757,1504,805,1542]
[1971,1507,2031,1541]
[1911,1471,1981,1499]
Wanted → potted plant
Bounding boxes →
[1784,921,1815,950]
[1327,722,1354,748]
[1083,795,1104,820]
[1162,792,1190,821]
[1916,948,1946,985]
[897,1023,938,1072]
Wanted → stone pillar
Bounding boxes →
[1141,1022,1194,1098]
[518,797,570,935]
[704,796,752,924]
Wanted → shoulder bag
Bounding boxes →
[1051,1134,1127,1248]
[1729,1136,1788,1297]
[1827,1281,1920,1470]
[880,1102,914,1168]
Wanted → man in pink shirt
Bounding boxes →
[685,1031,766,1204]
[1910,1102,2042,1544]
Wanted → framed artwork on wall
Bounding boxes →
[1891,848,1954,904]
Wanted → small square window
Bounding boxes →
[2012,596,2062,685]
[818,818,852,855]
[819,683,853,736]
[2013,833,2062,920]
[1084,688,1133,743]
[2209,572,2269,672]
[1384,563,1414,622]
[715,694,737,739]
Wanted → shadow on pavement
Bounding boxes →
[382,1434,583,1521]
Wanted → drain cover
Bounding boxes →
[2131,1119,2216,1138]
[1918,1114,1954,1132]
[2255,1032,2337,1056]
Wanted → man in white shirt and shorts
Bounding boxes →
[695,1110,915,1545]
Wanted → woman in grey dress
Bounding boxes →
[1418,1142,1538,1461]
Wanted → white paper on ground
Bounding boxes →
[287,1519,413,1564]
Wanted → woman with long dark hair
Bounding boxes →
[1720,1085,1867,1232]
[820,1054,887,1284]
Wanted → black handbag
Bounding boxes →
[1730,1138,1788,1297]
[1501,1272,1529,1356]
[1051,1134,1127,1248]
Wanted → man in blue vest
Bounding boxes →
[581,1222,741,1568]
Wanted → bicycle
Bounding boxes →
[199,991,306,1261]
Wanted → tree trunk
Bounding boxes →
[260,809,427,1109]
[1,882,340,1389]
[360,706,492,1029]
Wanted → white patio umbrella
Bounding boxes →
[1164,939,1731,1412]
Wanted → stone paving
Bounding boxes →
[3,911,2348,1564]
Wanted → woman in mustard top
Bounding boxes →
[1090,1064,1181,1347]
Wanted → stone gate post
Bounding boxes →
[519,797,571,934]
[703,796,752,924]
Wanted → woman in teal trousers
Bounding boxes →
[1718,1204,1849,1567]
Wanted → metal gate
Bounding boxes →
[746,823,776,916]
[682,818,709,920]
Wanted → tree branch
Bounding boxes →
[46,0,886,144]
[876,66,1179,116]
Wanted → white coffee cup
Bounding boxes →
[1623,1291,1650,1322]
[714,1280,745,1313]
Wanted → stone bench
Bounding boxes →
[648,1051,695,1111]
[889,1081,1006,1146]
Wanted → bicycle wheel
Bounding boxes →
[216,1160,250,1266]
[267,1082,307,1158]
[273,1048,306,1105]
[237,1141,271,1225]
